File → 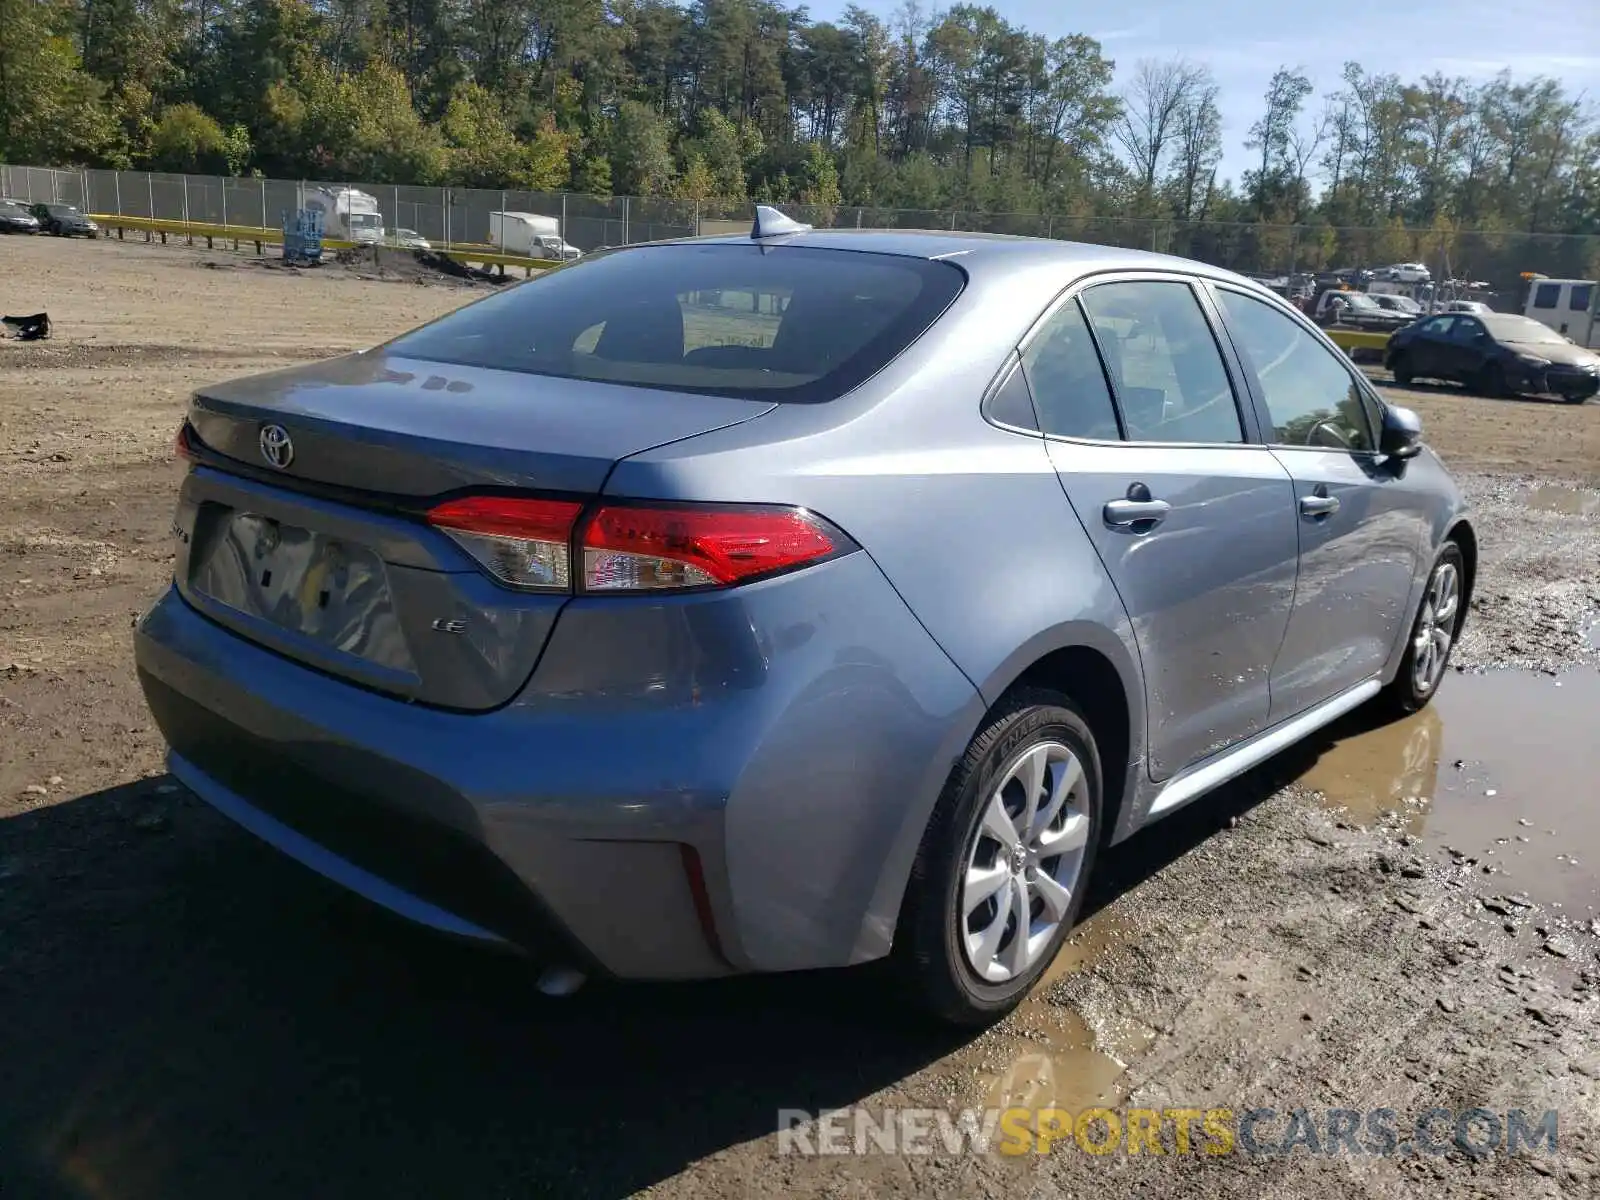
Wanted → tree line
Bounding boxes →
[2,0,1597,264]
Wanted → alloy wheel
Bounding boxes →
[960,741,1091,983]
[1412,559,1460,696]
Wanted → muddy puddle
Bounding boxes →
[967,910,1151,1114]
[1299,667,1600,917]
[962,666,1600,1126]
[1519,484,1600,516]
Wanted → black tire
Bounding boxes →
[897,688,1103,1027]
[1390,353,1414,386]
[1383,541,1466,716]
[1563,395,1590,406]
[1472,363,1507,398]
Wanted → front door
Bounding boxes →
[1438,315,1493,383]
[1019,276,1300,780]
[1211,284,1426,718]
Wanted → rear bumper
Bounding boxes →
[134,551,978,979]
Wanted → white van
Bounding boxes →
[1523,277,1599,348]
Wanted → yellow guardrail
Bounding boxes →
[1323,327,1393,360]
[88,214,560,275]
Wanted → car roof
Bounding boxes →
[660,227,1266,290]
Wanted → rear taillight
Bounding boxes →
[425,497,852,593]
[427,496,584,591]
[581,504,846,591]
[175,421,197,461]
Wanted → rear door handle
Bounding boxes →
[1300,492,1340,518]
[1103,498,1172,527]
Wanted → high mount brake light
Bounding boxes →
[424,497,851,593]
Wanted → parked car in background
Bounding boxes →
[29,202,98,237]
[387,228,431,250]
[136,210,1477,1025]
[1386,311,1600,402]
[1310,288,1416,332]
[0,200,40,233]
[1440,300,1493,315]
[1370,294,1424,320]
[1381,263,1432,284]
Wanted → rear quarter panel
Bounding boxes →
[604,259,1148,956]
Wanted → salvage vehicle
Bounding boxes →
[1308,287,1416,332]
[1369,294,1424,320]
[136,209,1479,1025]
[0,200,39,233]
[29,202,98,237]
[1386,311,1599,402]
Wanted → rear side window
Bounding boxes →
[1020,297,1121,440]
[1572,284,1593,312]
[387,244,965,403]
[1079,280,1244,444]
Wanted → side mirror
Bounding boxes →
[1380,404,1424,460]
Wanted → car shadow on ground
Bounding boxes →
[0,719,1384,1200]
[1377,373,1589,405]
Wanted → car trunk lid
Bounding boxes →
[174,351,775,710]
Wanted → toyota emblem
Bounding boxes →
[259,424,294,470]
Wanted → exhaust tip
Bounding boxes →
[536,965,588,997]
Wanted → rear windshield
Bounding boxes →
[386,243,966,402]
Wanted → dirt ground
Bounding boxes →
[2,234,1599,1199]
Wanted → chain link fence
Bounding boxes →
[4,164,1596,293]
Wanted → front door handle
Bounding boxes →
[1300,488,1341,518]
[1104,498,1172,527]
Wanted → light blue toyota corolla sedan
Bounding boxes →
[135,208,1476,1025]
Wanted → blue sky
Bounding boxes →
[810,0,1600,185]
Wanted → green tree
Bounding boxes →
[610,99,673,194]
[147,102,230,172]
[0,0,112,164]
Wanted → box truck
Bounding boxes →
[488,211,582,260]
[301,187,385,245]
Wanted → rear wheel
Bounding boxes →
[1390,353,1414,386]
[898,689,1102,1027]
[1383,542,1465,714]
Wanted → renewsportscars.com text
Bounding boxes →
[776,1105,1559,1158]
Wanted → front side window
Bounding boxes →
[387,244,965,403]
[1216,288,1375,453]
[1533,283,1561,309]
[1078,280,1244,444]
[1020,297,1121,440]
[1449,319,1486,345]
[1417,316,1455,338]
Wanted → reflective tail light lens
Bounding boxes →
[581,504,848,591]
[427,497,852,593]
[426,496,584,591]
[175,420,197,461]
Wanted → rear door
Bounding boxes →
[1210,284,1425,719]
[1022,274,1300,780]
[1404,315,1457,377]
